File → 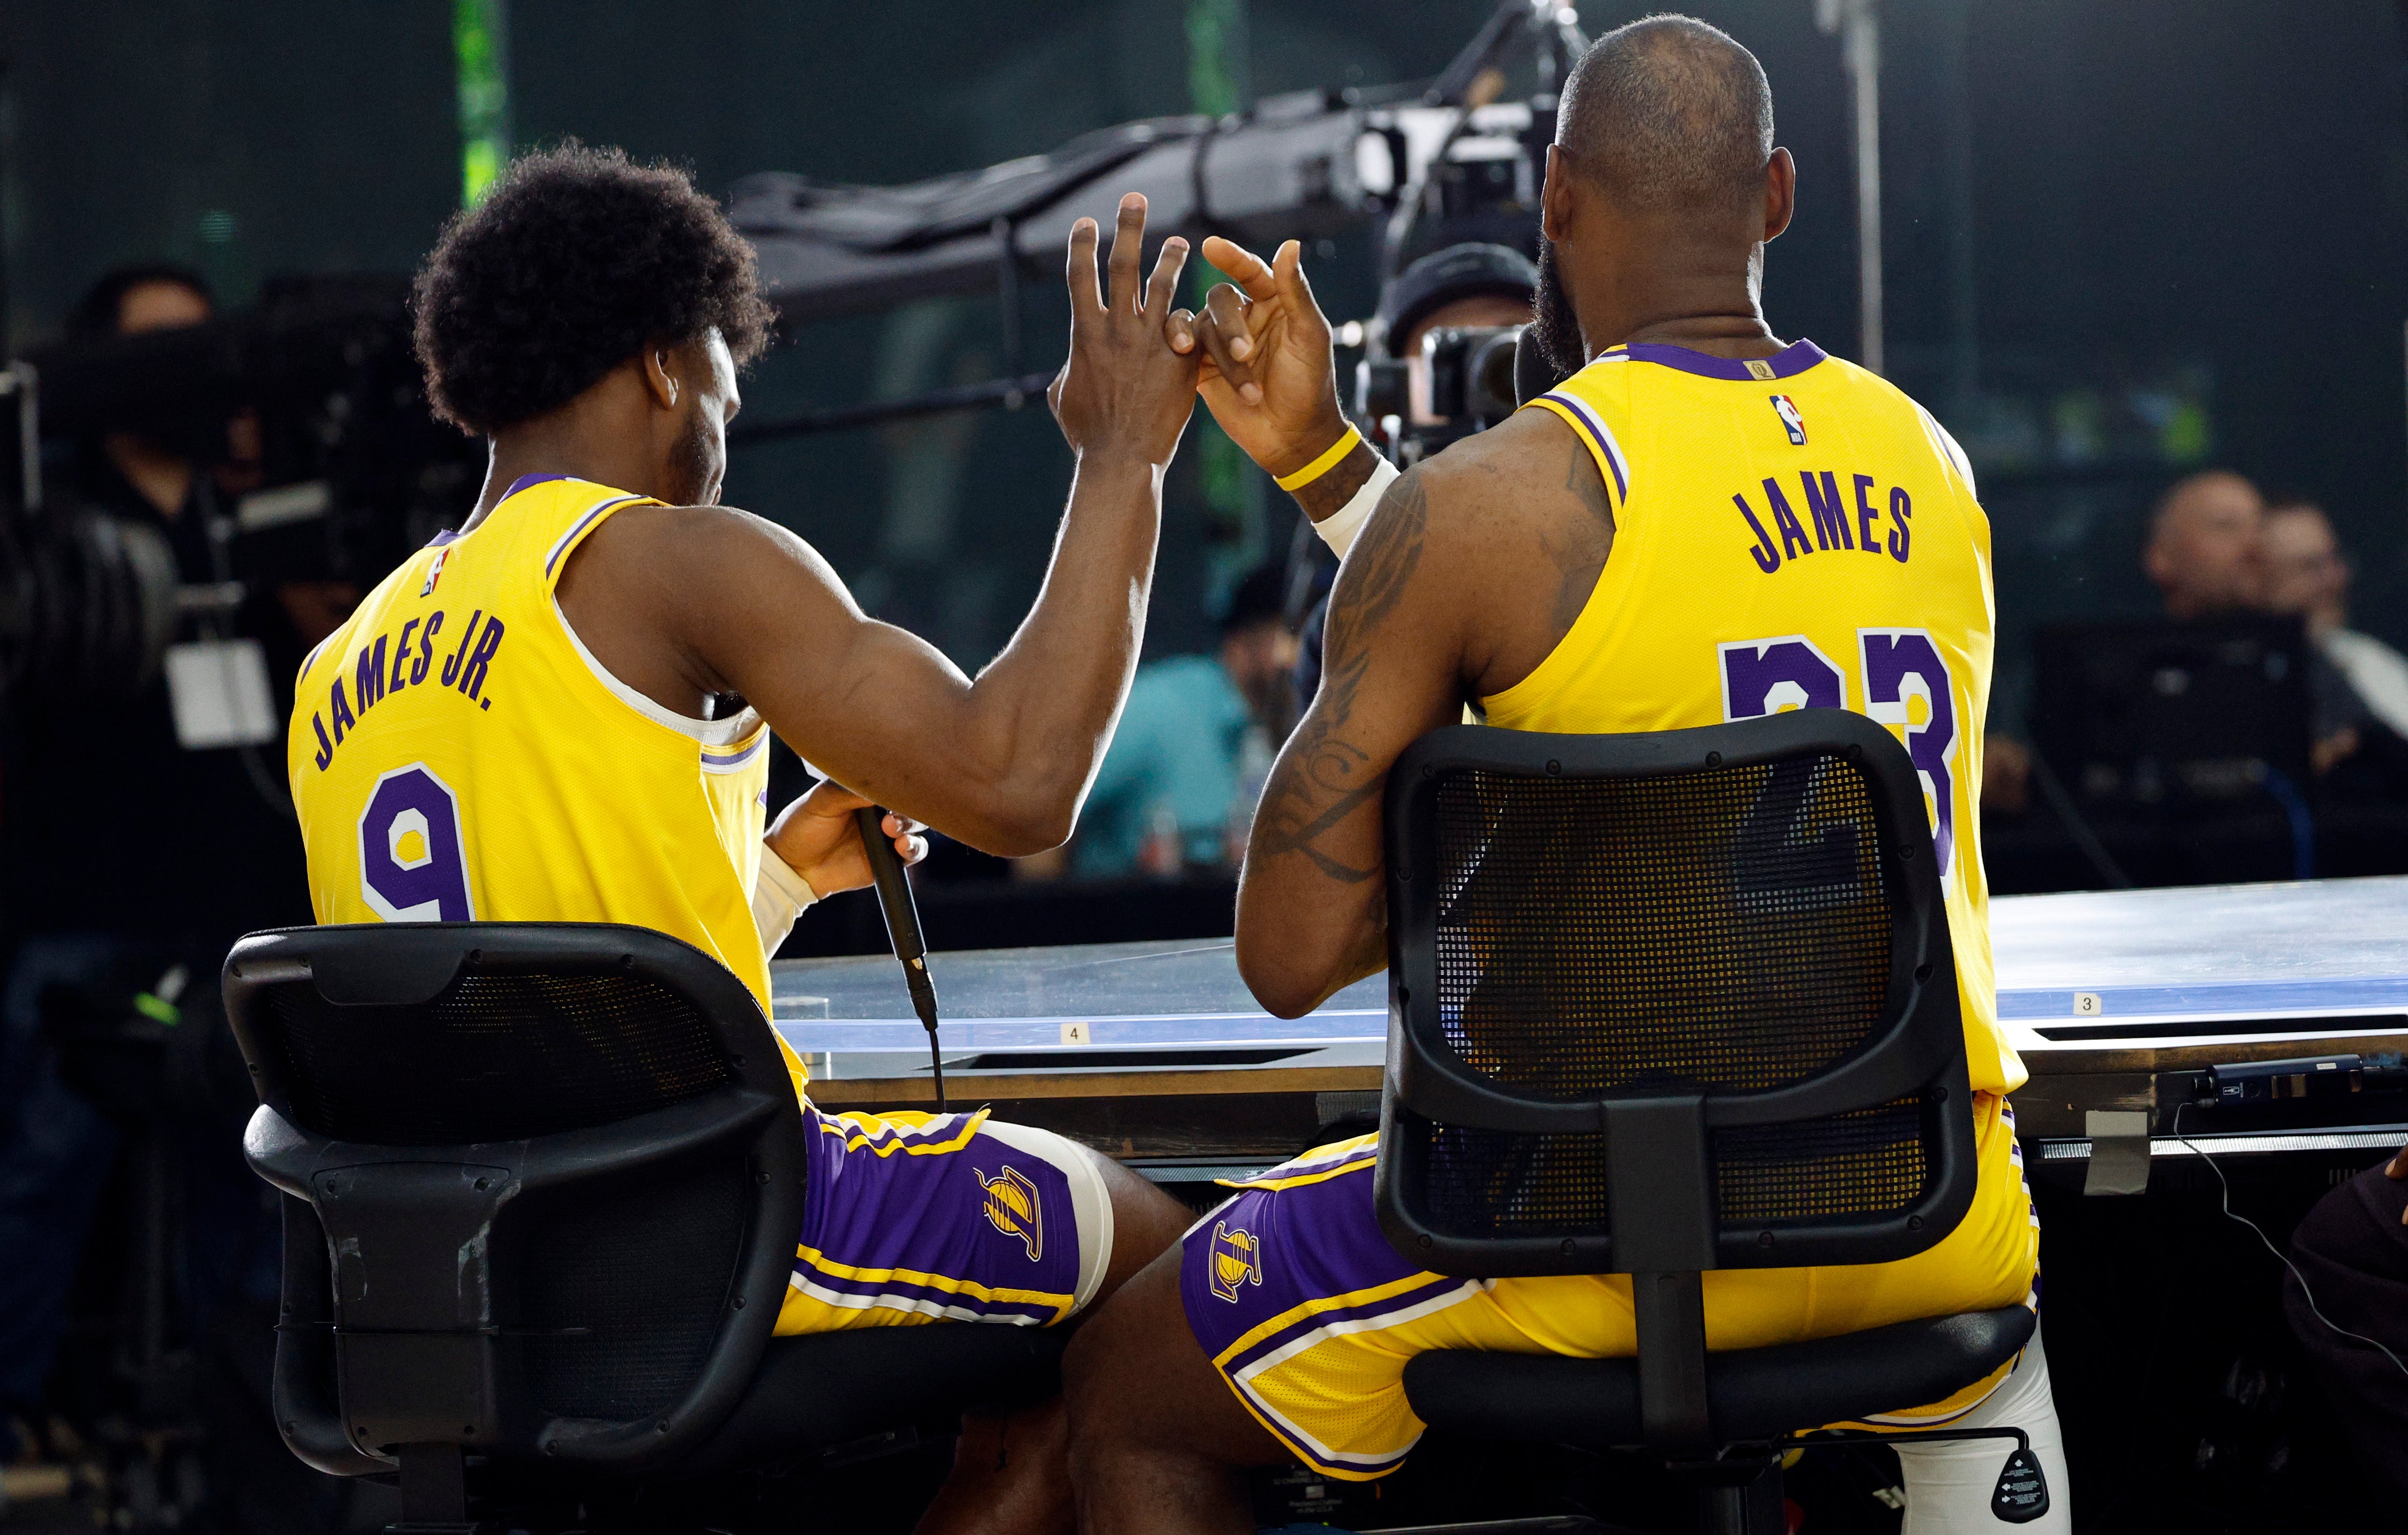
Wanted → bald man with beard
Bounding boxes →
[1061,17,2069,1534]
[2145,469,2267,620]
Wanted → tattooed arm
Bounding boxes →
[1235,465,1463,1015]
[1232,408,1613,1017]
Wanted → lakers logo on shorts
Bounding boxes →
[1208,1222,1263,1303]
[976,1165,1043,1262]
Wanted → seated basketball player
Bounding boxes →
[286,146,1196,1534]
[1064,18,2070,1534]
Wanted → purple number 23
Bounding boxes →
[1719,631,1957,876]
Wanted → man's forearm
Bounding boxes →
[1288,439,1382,522]
[961,449,1162,847]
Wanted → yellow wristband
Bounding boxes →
[1273,424,1364,493]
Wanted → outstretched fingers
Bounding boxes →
[1142,235,1191,321]
[1200,234,1279,302]
[1105,193,1147,313]
[1270,239,1329,341]
[1065,215,1103,315]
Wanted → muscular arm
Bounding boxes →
[556,196,1195,858]
[1233,412,1613,1016]
[1236,465,1460,1015]
[577,457,1161,857]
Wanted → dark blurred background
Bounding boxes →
[5,0,2405,680]
[5,6,2408,1529]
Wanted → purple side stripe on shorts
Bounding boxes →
[796,1107,1087,1314]
[788,1254,1058,1325]
[1218,1273,1473,1377]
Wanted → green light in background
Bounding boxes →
[1185,0,1247,119]
[455,0,512,206]
[1186,0,1265,609]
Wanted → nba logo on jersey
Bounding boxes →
[1771,394,1808,446]
[419,546,450,597]
[977,1165,1044,1261]
[1208,1222,1263,1302]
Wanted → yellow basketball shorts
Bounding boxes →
[1179,1092,2039,1479]
[772,1105,1114,1335]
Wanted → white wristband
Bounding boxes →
[1312,454,1399,557]
[751,844,821,955]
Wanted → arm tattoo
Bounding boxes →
[1253,470,1430,882]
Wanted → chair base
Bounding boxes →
[1686,1458,1783,1535]
[1658,1424,2048,1535]
[364,1325,1071,1535]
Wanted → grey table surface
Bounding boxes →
[771,874,2408,1066]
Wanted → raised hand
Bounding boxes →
[1168,236,1349,480]
[1048,194,1198,467]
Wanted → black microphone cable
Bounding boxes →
[2167,1098,2408,1380]
[854,805,946,1114]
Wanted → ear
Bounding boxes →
[1541,144,1577,243]
[640,344,681,411]
[1762,148,1797,243]
[2142,534,2173,587]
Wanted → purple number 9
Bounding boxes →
[358,764,475,922]
[1860,630,1957,876]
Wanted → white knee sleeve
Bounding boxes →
[1890,1321,2072,1534]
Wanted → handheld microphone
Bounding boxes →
[853,805,945,1113]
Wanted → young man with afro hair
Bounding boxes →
[287,142,1202,1533]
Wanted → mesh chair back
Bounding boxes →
[1377,710,1977,1279]
[262,969,735,1146]
[226,923,806,1478]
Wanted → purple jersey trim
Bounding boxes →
[1535,390,1629,502]
[1612,338,1829,381]
[424,474,573,549]
[701,735,768,774]
[542,494,644,577]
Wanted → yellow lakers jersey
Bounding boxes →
[286,475,802,1086]
[1503,339,2020,1095]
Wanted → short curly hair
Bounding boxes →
[411,142,775,435]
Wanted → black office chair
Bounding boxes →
[1377,711,2050,1534]
[225,922,1063,1533]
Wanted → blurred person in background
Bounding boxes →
[0,267,333,1472]
[2263,501,2408,744]
[2135,469,2369,776]
[1381,242,1538,431]
[2143,468,2267,619]
[1070,563,1297,878]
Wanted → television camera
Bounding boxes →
[0,278,478,723]
[726,0,1586,447]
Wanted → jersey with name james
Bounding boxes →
[285,476,796,1083]
[1500,340,2019,1096]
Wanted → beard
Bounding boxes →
[1529,238,1587,383]
[666,408,722,507]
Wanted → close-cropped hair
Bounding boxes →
[411,141,775,435]
[1557,14,1775,212]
